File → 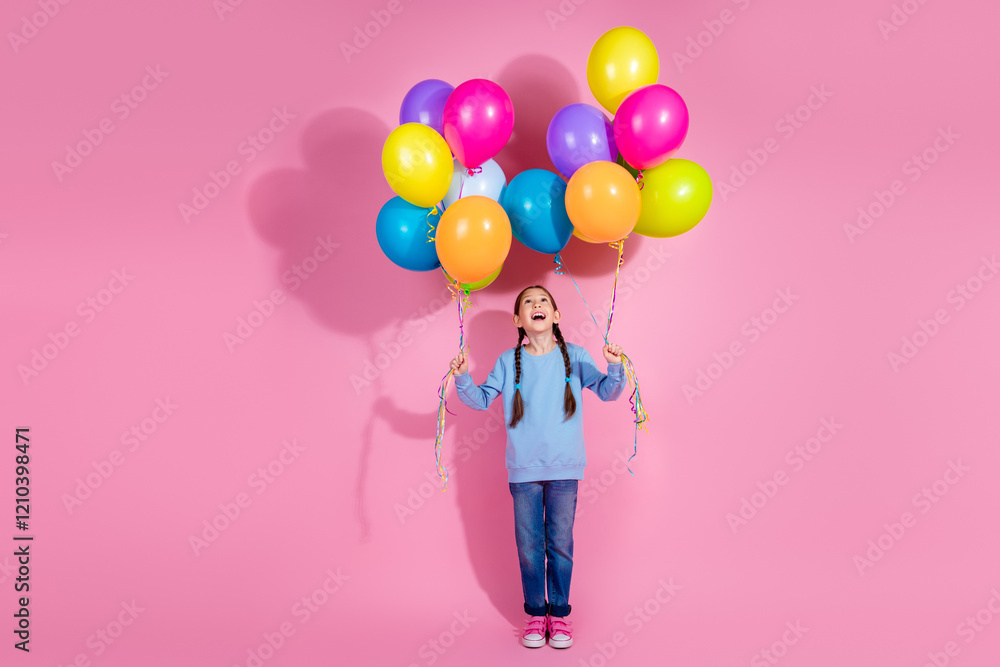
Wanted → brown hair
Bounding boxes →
[509,285,576,428]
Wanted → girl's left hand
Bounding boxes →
[603,342,623,363]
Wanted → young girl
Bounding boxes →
[450,285,626,649]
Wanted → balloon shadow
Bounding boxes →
[490,55,647,284]
[493,54,578,178]
[245,108,449,337]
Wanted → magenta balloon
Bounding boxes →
[613,84,689,170]
[442,79,515,169]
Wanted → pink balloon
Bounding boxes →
[613,84,689,170]
[442,79,515,169]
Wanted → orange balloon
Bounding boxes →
[435,196,512,283]
[572,228,602,243]
[564,161,641,243]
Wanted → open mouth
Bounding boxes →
[531,312,546,321]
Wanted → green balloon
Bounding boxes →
[632,159,712,238]
[443,264,502,292]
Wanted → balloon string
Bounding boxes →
[435,278,473,491]
[434,368,454,490]
[555,240,648,475]
[554,252,603,341]
[636,170,644,191]
[604,238,627,341]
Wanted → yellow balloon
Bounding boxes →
[633,159,713,238]
[587,26,659,114]
[381,123,453,207]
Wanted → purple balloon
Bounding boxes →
[546,103,617,179]
[399,79,454,137]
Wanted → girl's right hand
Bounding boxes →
[450,351,468,375]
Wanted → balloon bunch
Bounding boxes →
[564,25,713,243]
[378,78,515,287]
[376,26,713,490]
[547,26,715,475]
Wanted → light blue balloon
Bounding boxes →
[375,197,441,271]
[501,169,573,254]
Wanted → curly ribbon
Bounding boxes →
[434,278,473,491]
[554,238,649,474]
[553,252,567,276]
[425,203,441,243]
[636,170,645,191]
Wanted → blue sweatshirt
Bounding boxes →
[453,342,626,483]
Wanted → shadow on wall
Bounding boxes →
[244,107,451,337]
[354,308,524,628]
[491,54,646,289]
[450,308,524,629]
[244,108,454,543]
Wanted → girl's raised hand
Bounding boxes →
[603,343,623,363]
[450,351,469,375]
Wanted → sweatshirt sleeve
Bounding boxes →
[453,354,505,411]
[578,347,626,402]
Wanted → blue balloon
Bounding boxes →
[399,79,454,138]
[501,169,573,255]
[376,197,441,271]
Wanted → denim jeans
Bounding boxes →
[509,479,578,617]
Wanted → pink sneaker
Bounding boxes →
[548,616,573,648]
[521,616,547,648]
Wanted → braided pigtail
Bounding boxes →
[553,323,576,421]
[509,327,526,428]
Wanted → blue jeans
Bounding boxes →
[509,480,578,617]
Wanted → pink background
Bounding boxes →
[3,0,999,665]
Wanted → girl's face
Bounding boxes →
[513,288,561,333]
